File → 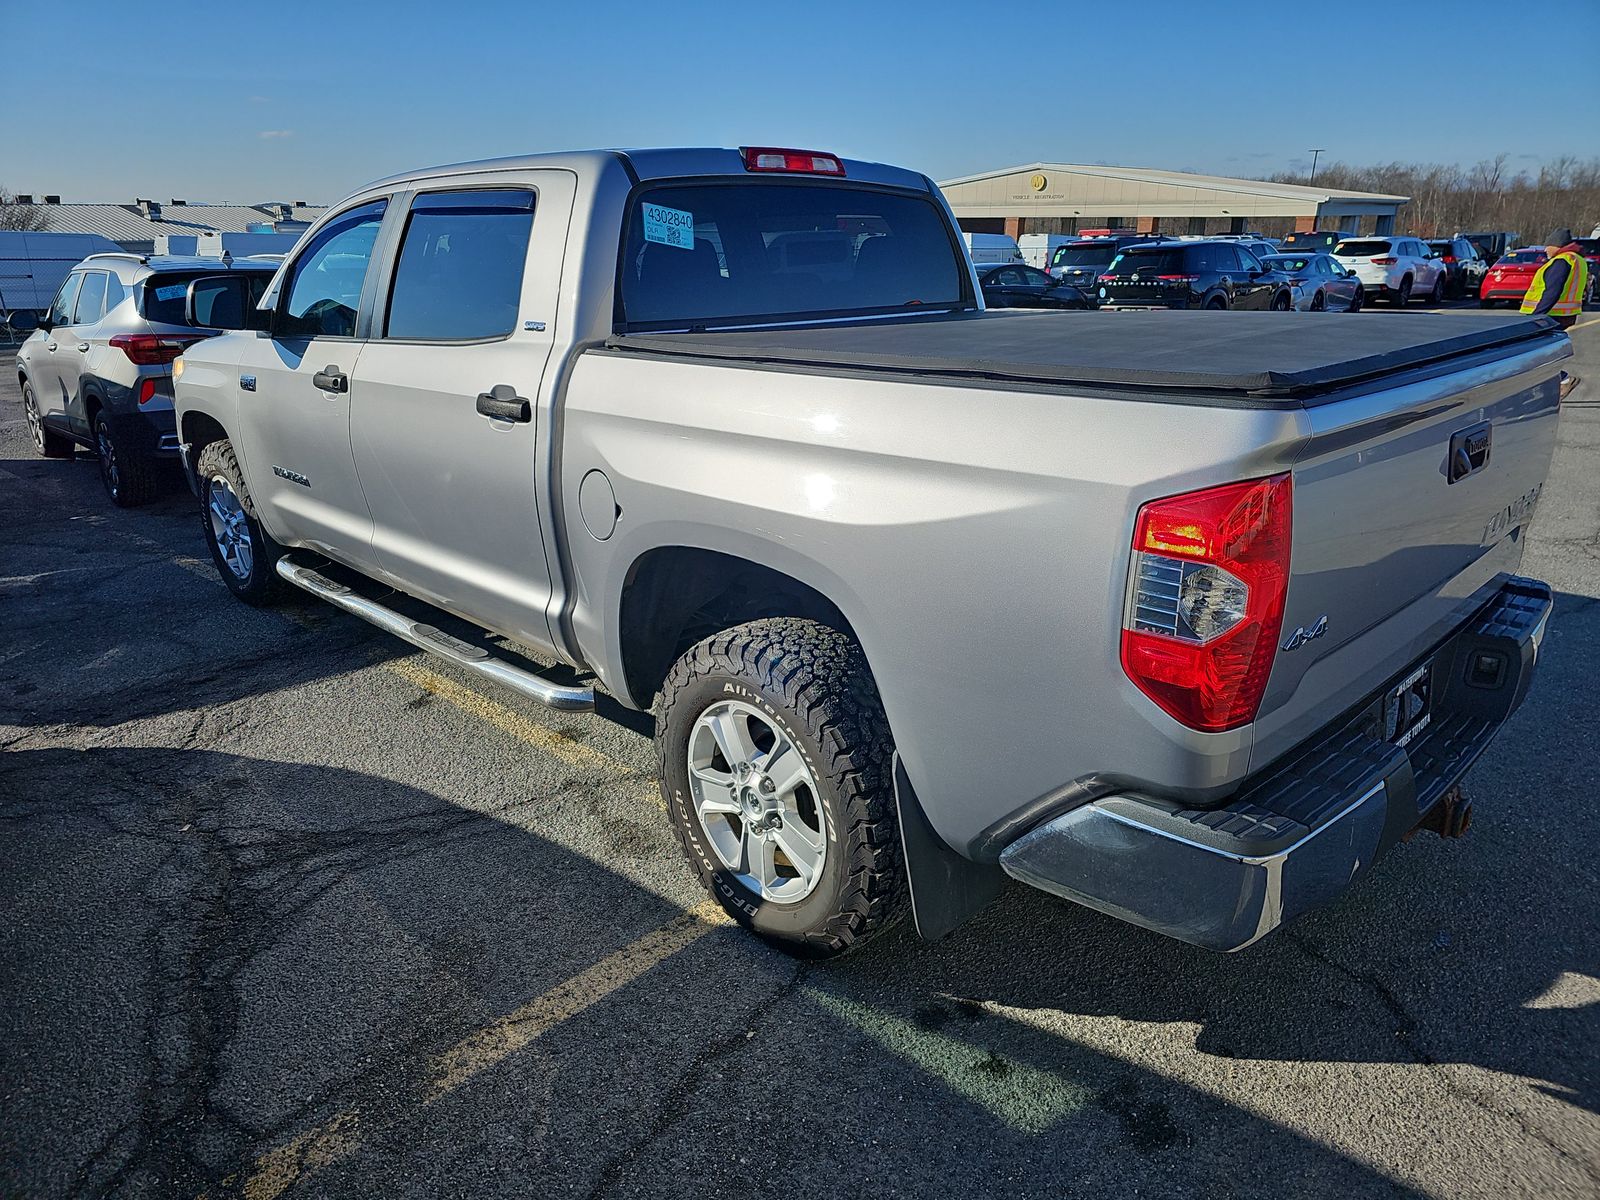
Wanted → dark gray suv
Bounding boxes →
[16,254,275,505]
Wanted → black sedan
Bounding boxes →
[976,264,1089,309]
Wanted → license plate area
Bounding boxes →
[1384,661,1433,747]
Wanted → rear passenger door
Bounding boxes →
[349,173,574,653]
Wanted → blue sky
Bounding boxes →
[8,0,1596,205]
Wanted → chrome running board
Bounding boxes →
[275,555,595,712]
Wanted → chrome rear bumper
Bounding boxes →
[1000,577,1553,951]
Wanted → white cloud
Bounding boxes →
[258,129,294,140]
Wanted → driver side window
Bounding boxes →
[277,199,388,338]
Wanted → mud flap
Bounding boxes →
[894,755,1006,941]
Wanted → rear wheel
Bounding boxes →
[656,617,903,958]
[1430,274,1447,305]
[195,439,286,605]
[22,379,73,459]
[93,412,158,507]
[1205,294,1227,310]
[1271,291,1291,312]
[1348,286,1364,313]
[1309,290,1326,312]
[1479,297,1496,308]
[1393,276,1413,306]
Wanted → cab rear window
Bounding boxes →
[617,181,967,329]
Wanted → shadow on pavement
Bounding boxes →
[1,745,1430,1200]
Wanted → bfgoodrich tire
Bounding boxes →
[656,618,904,958]
[195,439,286,605]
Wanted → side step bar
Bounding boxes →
[275,556,595,712]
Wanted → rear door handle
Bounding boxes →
[46,341,57,352]
[312,365,347,393]
[76,342,89,352]
[476,384,531,423]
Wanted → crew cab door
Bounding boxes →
[348,174,574,652]
[233,198,389,570]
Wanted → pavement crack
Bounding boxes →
[579,959,809,1200]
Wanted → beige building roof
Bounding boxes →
[938,163,1409,221]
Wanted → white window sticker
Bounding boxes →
[154,284,188,301]
[642,203,695,250]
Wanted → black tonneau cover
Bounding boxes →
[605,309,1561,403]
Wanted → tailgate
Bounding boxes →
[1250,334,1569,770]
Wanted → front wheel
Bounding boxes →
[195,439,286,605]
[656,618,904,958]
[22,379,74,459]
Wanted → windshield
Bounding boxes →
[1105,247,1184,275]
[617,181,967,329]
[1051,243,1119,268]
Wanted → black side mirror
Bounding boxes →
[6,310,40,333]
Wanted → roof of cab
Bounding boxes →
[359,147,932,194]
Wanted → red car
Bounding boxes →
[1479,248,1546,307]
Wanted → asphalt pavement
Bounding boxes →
[3,312,1598,1200]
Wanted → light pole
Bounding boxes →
[1307,149,1326,186]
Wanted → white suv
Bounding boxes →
[1331,236,1447,306]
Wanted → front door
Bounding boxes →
[32,271,83,428]
[350,174,572,651]
[61,269,108,438]
[234,198,389,569]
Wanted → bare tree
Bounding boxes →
[1257,156,1600,239]
[0,186,49,232]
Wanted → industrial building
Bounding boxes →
[939,163,1410,239]
[6,195,326,253]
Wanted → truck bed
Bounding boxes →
[605,309,1563,404]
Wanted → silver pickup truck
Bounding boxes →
[172,147,1568,958]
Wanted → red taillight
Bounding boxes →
[109,333,202,365]
[1371,256,1398,265]
[1120,475,1293,732]
[1155,274,1200,283]
[1097,274,1117,283]
[1441,255,1456,263]
[138,378,157,405]
[741,146,845,176]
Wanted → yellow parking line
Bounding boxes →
[1568,314,1599,332]
[238,902,727,1200]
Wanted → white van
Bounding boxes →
[962,232,1024,266]
[1017,233,1079,270]
[0,231,121,317]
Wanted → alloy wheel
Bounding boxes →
[207,476,254,581]
[96,424,120,499]
[24,388,44,454]
[685,699,828,904]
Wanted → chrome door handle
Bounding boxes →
[46,342,57,352]
[76,342,89,352]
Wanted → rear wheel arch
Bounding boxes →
[616,545,867,710]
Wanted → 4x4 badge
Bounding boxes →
[1282,615,1329,652]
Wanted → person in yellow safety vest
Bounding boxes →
[1520,228,1590,329]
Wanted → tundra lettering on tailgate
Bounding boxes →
[1483,484,1540,545]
